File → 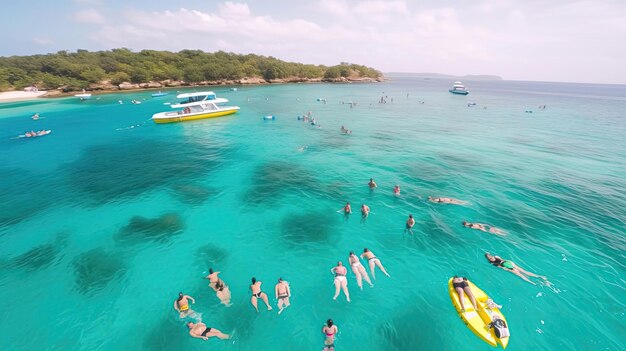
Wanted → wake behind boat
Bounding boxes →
[449,81,469,95]
[151,91,239,124]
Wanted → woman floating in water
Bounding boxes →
[187,322,230,340]
[393,185,400,195]
[173,292,196,318]
[249,277,273,312]
[452,276,480,312]
[348,252,373,289]
[360,248,390,279]
[462,221,506,236]
[330,261,350,302]
[485,252,551,286]
[322,319,338,351]
[274,277,291,314]
[429,196,467,205]
[213,281,232,306]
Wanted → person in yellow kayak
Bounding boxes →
[174,292,196,318]
[484,252,551,285]
[452,276,480,312]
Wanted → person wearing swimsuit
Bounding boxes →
[428,196,467,205]
[173,292,195,318]
[331,261,351,302]
[393,185,400,195]
[187,322,230,340]
[205,268,225,290]
[348,251,373,289]
[322,319,338,351]
[274,277,291,314]
[250,277,273,313]
[485,252,550,286]
[462,221,506,235]
[368,178,377,189]
[360,204,370,222]
[452,276,480,312]
[213,281,233,307]
[360,248,391,279]
[405,214,415,234]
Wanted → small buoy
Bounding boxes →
[263,115,276,120]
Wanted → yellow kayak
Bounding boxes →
[448,278,510,349]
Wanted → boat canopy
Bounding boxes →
[171,97,229,108]
[176,91,217,100]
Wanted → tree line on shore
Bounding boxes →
[0,49,382,92]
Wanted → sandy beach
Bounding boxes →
[0,91,47,103]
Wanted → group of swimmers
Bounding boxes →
[331,248,391,302]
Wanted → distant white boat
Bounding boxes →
[449,81,469,95]
[75,89,92,100]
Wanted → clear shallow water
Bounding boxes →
[0,77,625,350]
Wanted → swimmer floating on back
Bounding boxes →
[428,196,467,205]
[485,252,551,286]
[462,221,506,236]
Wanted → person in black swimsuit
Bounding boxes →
[187,322,230,340]
[452,276,480,312]
[250,277,273,312]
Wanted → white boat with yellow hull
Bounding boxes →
[151,92,239,124]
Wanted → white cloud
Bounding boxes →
[75,0,626,83]
[73,9,106,24]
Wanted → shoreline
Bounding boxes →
[1,76,384,103]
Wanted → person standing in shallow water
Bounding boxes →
[173,292,195,318]
[322,319,338,351]
[348,251,373,289]
[361,248,390,279]
[250,277,273,312]
[330,261,350,302]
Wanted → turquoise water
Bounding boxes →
[0,77,625,350]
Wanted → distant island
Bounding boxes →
[386,72,503,81]
[0,49,383,94]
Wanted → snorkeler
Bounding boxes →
[368,178,377,189]
[361,248,390,279]
[187,322,230,340]
[205,268,225,289]
[274,277,291,314]
[485,252,551,286]
[428,196,467,205]
[173,292,196,318]
[322,319,338,351]
[213,281,232,306]
[330,261,351,302]
[250,277,273,312]
[462,221,506,235]
[405,214,415,234]
[393,185,400,195]
[348,251,373,289]
[452,276,480,312]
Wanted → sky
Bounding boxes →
[1,0,625,84]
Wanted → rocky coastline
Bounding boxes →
[41,76,384,98]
